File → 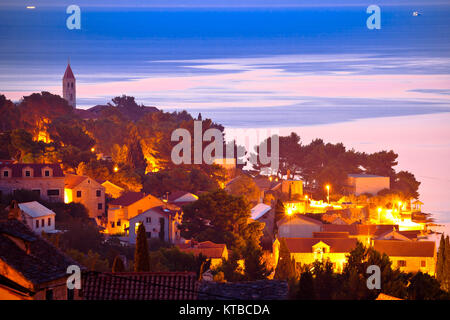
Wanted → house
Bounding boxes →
[0,163,65,202]
[373,240,436,275]
[277,215,323,238]
[100,180,124,199]
[281,180,303,198]
[0,219,84,300]
[346,173,390,196]
[15,201,56,234]
[167,190,198,205]
[128,204,183,244]
[252,176,282,202]
[82,272,199,300]
[178,241,228,269]
[64,174,105,219]
[276,237,358,273]
[107,192,165,234]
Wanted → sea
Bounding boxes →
[0,4,449,239]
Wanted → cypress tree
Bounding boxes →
[436,234,445,285]
[134,223,150,272]
[274,238,296,280]
[112,255,125,273]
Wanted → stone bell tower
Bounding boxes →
[63,60,76,108]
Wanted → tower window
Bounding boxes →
[71,82,74,88]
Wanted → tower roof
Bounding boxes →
[63,63,75,80]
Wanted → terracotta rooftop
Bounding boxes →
[373,240,435,257]
[0,219,83,286]
[63,63,75,79]
[313,232,350,239]
[284,237,358,253]
[178,241,227,259]
[64,174,88,189]
[82,272,199,300]
[109,192,146,206]
[0,163,64,178]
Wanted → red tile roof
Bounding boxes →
[0,163,64,178]
[109,192,146,206]
[284,237,358,253]
[64,174,88,189]
[313,232,350,239]
[0,219,84,285]
[63,63,75,79]
[373,240,435,257]
[178,241,227,259]
[82,272,199,300]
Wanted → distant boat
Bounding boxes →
[412,11,421,16]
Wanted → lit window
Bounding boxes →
[397,260,407,267]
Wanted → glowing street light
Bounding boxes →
[113,166,119,172]
[398,201,403,212]
[286,207,293,216]
[91,147,95,152]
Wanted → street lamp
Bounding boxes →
[326,185,330,204]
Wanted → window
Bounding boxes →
[32,189,40,197]
[71,82,74,88]
[117,220,121,226]
[3,171,8,177]
[146,232,152,238]
[44,170,50,177]
[146,217,151,224]
[47,189,60,196]
[98,203,103,210]
[421,260,426,267]
[76,191,82,198]
[96,190,101,197]
[36,220,39,229]
[48,217,51,226]
[111,222,115,227]
[25,170,31,177]
[397,260,407,267]
[41,219,45,227]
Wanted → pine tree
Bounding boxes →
[112,255,125,273]
[274,238,296,280]
[134,223,150,272]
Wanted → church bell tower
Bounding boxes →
[63,61,76,108]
